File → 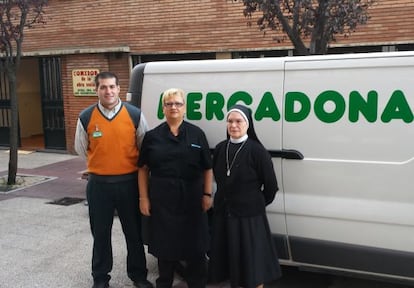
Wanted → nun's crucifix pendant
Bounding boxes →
[225,140,247,177]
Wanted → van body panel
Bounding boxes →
[282,55,414,258]
[289,236,414,279]
[139,59,285,149]
[128,51,414,282]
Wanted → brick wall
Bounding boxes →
[23,0,414,54]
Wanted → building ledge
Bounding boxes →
[23,46,130,57]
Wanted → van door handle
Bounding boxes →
[269,149,304,159]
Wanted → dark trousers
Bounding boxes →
[156,257,207,288]
[87,177,148,283]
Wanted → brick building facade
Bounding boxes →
[2,0,414,153]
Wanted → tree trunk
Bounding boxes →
[7,70,19,185]
[309,1,328,55]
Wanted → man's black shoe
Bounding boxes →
[133,279,154,288]
[92,281,109,288]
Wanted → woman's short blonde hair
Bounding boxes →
[162,88,185,104]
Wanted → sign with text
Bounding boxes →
[72,69,99,96]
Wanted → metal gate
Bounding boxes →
[39,57,66,150]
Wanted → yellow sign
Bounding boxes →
[72,69,99,96]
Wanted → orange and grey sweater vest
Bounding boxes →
[84,105,139,177]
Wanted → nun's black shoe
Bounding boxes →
[133,279,154,288]
[92,281,109,288]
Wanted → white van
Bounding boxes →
[128,51,414,284]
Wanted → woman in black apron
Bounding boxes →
[138,88,213,288]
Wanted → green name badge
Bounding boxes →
[93,131,102,138]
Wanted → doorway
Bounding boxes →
[17,58,44,150]
[0,57,66,151]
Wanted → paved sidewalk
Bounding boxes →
[0,151,162,288]
[0,197,159,288]
[0,150,85,201]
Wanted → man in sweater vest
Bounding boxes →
[74,71,152,288]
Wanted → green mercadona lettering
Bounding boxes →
[156,90,413,123]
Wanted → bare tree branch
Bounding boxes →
[0,0,47,185]
[237,0,376,55]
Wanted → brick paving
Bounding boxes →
[0,152,86,201]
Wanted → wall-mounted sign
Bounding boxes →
[72,69,99,96]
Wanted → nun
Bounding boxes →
[209,104,282,288]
